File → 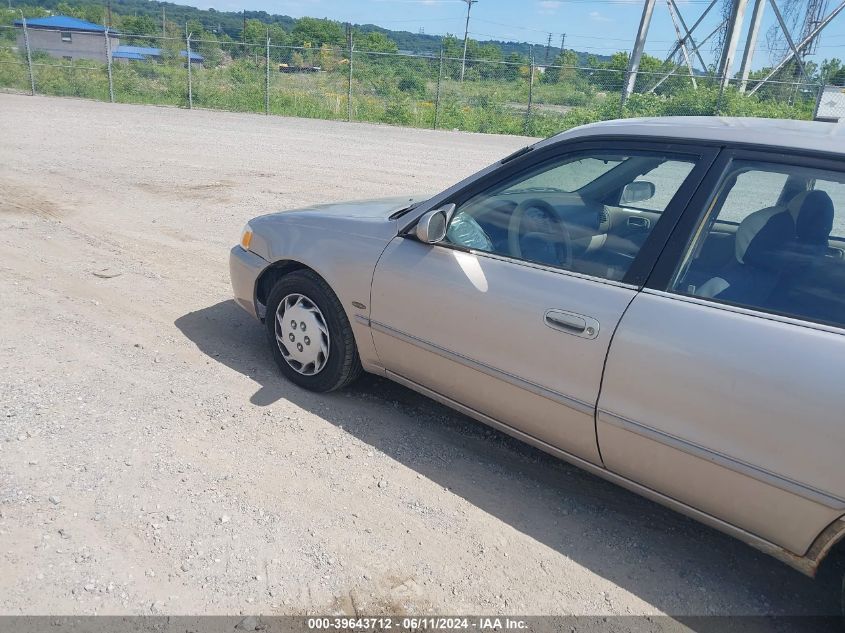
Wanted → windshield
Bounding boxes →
[505,156,626,193]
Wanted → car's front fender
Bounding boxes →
[248,215,399,372]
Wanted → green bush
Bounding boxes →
[0,45,821,137]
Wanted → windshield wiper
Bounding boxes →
[390,201,420,219]
[501,145,534,164]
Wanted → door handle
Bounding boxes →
[627,216,650,230]
[544,309,600,339]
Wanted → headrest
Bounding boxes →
[795,190,834,246]
[735,206,788,263]
[786,191,811,218]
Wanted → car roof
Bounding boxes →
[552,116,845,156]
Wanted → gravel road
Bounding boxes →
[0,94,839,623]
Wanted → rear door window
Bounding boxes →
[670,160,845,329]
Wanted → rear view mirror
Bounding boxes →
[621,181,656,205]
[414,204,455,244]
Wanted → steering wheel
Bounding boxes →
[507,198,572,268]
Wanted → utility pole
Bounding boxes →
[162,6,166,38]
[623,0,657,102]
[545,32,552,64]
[717,0,749,90]
[106,0,112,28]
[559,33,565,55]
[460,0,477,82]
[739,0,765,92]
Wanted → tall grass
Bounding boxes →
[0,47,818,137]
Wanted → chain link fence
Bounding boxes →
[0,22,826,137]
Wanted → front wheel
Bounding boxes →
[265,270,362,392]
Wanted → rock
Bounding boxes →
[48,496,61,505]
[219,515,230,524]
[92,269,122,279]
[145,569,155,577]
[58,529,70,539]
[166,514,176,522]
[377,480,387,489]
[181,562,191,572]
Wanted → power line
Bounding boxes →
[472,18,678,42]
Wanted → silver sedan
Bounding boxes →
[230,116,845,610]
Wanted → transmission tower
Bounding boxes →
[623,0,844,101]
[802,0,830,56]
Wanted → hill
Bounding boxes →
[16,0,607,63]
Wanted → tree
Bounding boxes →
[318,43,340,71]
[353,30,397,53]
[542,49,579,84]
[118,15,158,36]
[503,52,526,81]
[291,17,344,47]
[55,1,104,25]
[242,18,285,46]
[820,58,845,86]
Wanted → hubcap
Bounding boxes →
[274,293,330,376]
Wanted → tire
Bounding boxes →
[265,269,362,392]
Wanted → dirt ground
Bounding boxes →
[0,94,839,622]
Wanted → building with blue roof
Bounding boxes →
[112,45,203,65]
[14,15,118,64]
[14,15,110,33]
[14,15,203,66]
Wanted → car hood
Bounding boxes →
[271,195,427,220]
[247,195,430,263]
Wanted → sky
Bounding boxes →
[187,0,845,71]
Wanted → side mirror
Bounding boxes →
[621,181,656,204]
[414,204,455,244]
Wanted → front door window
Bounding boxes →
[445,151,698,282]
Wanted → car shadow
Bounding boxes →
[175,300,841,627]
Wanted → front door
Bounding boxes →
[369,141,713,464]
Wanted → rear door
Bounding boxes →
[597,149,845,555]
[369,140,716,465]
